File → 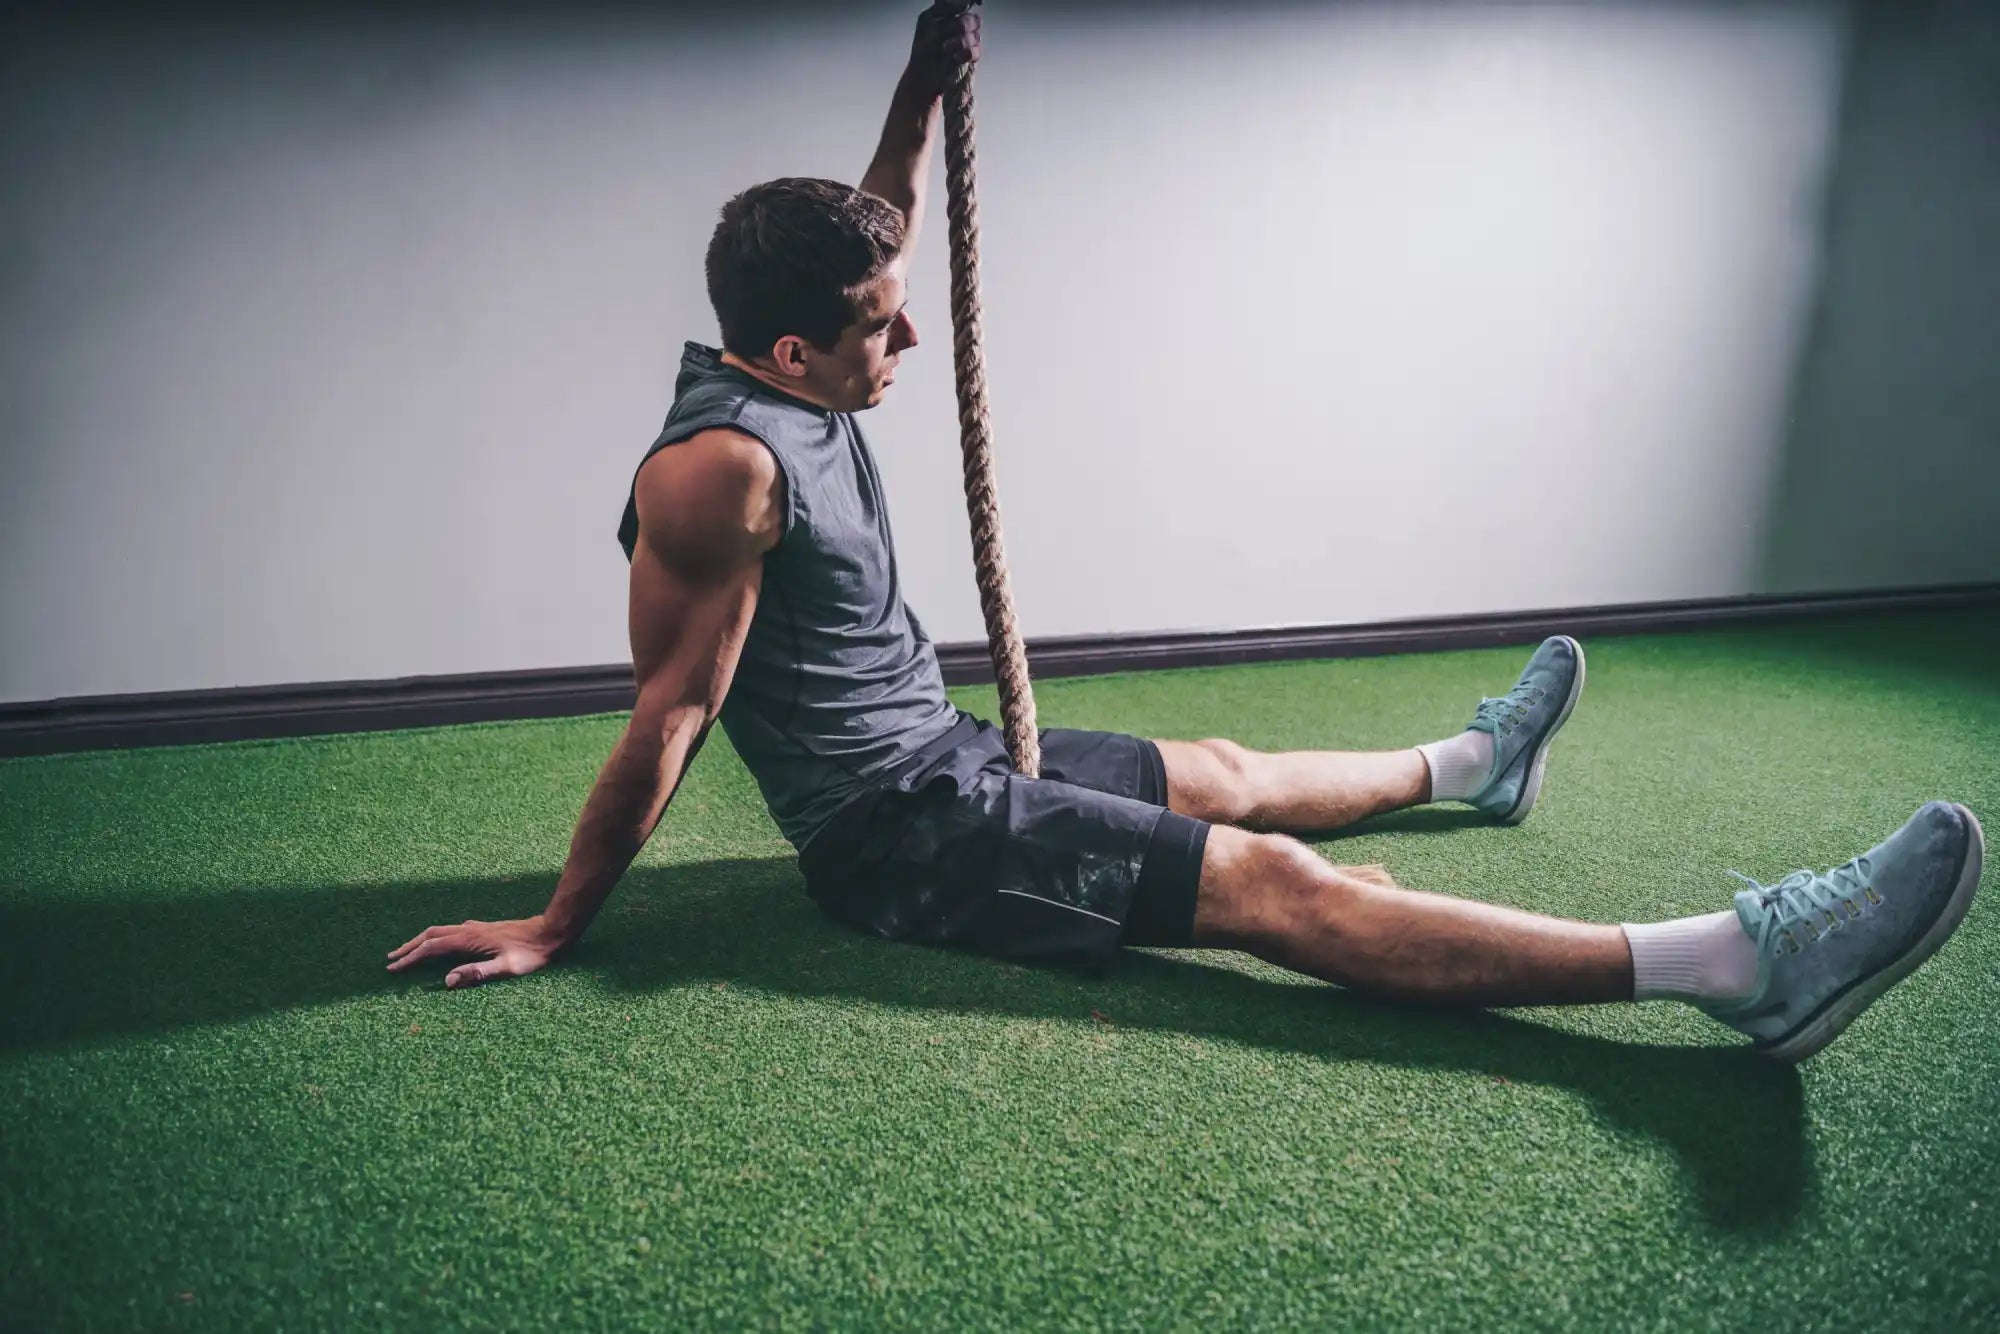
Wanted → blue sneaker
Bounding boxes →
[1464,635,1586,824]
[1703,801,1986,1063]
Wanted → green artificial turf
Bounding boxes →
[4,611,1997,1330]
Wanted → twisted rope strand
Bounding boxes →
[941,42,1040,776]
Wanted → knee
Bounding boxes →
[1193,737,1259,824]
[1196,829,1353,947]
[1259,834,1368,925]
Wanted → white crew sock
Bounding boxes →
[1622,911,1760,1004]
[1416,729,1496,802]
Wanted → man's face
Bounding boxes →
[805,269,918,412]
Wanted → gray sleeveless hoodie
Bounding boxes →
[617,342,960,850]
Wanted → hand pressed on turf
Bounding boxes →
[386,915,563,989]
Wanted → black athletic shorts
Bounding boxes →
[797,710,1212,963]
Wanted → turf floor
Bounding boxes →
[4,611,1998,1330]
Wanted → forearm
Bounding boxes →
[860,67,943,251]
[538,709,708,947]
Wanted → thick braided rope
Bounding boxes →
[941,39,1040,777]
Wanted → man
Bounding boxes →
[390,5,1985,1064]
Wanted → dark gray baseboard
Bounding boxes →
[3,582,1994,759]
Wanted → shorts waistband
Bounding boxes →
[798,711,986,865]
[883,709,985,786]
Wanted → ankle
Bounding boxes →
[1622,911,1759,1004]
[1416,730,1495,802]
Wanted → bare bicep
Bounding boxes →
[626,536,760,722]
[625,431,782,719]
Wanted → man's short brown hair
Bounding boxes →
[704,178,905,358]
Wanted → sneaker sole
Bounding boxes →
[1498,635,1587,825]
[1755,803,1986,1064]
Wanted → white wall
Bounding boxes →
[1,0,1977,707]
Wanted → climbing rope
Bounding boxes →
[939,0,1041,776]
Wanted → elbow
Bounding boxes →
[632,691,712,748]
[859,169,917,217]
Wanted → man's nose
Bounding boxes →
[892,311,918,351]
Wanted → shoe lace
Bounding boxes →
[1728,855,1877,957]
[1472,682,1546,735]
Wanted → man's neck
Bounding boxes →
[719,350,838,412]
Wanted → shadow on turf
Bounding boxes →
[1756,609,2000,702]
[3,854,1809,1231]
[1321,807,1492,836]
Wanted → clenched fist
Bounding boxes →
[907,0,982,103]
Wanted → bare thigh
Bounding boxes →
[1153,737,1429,832]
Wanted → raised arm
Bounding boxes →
[386,430,784,988]
[859,1,981,261]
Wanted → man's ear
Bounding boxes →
[769,335,812,379]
